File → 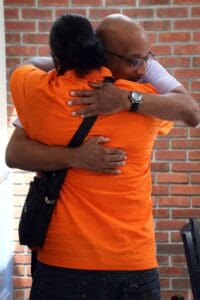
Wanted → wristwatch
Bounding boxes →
[128,91,143,112]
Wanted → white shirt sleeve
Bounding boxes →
[139,59,181,94]
[13,118,23,128]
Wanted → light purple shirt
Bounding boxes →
[13,60,181,127]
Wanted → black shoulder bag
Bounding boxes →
[19,116,97,248]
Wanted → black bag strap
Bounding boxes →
[68,115,97,148]
[44,115,97,201]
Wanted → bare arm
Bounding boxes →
[6,127,126,174]
[68,83,200,127]
[10,57,54,75]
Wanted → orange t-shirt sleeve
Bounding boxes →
[10,64,47,127]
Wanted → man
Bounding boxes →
[6,14,200,174]
[10,13,173,299]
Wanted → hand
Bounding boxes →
[68,82,130,118]
[71,136,127,175]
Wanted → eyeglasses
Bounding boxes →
[106,51,155,68]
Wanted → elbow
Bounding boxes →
[183,104,200,127]
[5,149,17,169]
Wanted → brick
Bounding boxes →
[157,220,186,230]
[123,8,154,18]
[4,0,34,4]
[6,45,36,56]
[171,255,186,265]
[174,19,200,30]
[151,45,171,55]
[14,254,30,264]
[153,208,169,218]
[38,21,52,32]
[13,277,32,288]
[174,69,200,79]
[38,46,50,56]
[171,185,200,195]
[106,0,135,4]
[140,0,170,4]
[5,21,35,32]
[151,162,169,172]
[174,0,200,3]
[191,6,200,16]
[189,127,200,137]
[189,151,200,160]
[172,278,190,289]
[14,289,25,299]
[140,20,171,31]
[147,32,156,43]
[23,33,49,44]
[155,150,186,160]
[152,185,169,195]
[193,32,200,41]
[159,32,190,43]
[72,0,102,5]
[4,8,19,18]
[172,139,200,149]
[159,266,187,276]
[174,44,200,55]
[154,139,169,149]
[172,208,200,218]
[192,197,200,206]
[157,7,188,18]
[6,33,21,44]
[172,162,200,172]
[55,9,87,17]
[158,196,190,207]
[157,173,188,184]
[22,9,52,19]
[155,231,169,242]
[39,0,69,5]
[168,127,188,137]
[89,9,121,19]
[191,80,200,90]
[160,278,170,289]
[193,57,200,67]
[157,243,184,254]
[157,255,169,265]
[171,231,182,242]
[14,265,25,276]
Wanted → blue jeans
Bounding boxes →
[30,262,160,300]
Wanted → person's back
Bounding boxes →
[11,61,172,270]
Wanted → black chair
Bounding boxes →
[181,217,200,300]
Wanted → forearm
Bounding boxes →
[10,57,54,75]
[6,128,74,171]
[137,89,200,127]
[25,57,54,72]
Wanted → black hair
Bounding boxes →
[49,14,106,76]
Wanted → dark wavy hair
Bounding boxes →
[49,14,106,76]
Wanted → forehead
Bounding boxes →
[118,27,150,57]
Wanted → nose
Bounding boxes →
[135,62,146,78]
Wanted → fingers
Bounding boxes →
[71,105,97,117]
[100,169,122,175]
[89,82,106,89]
[68,97,94,107]
[70,90,93,97]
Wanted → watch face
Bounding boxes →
[128,91,143,112]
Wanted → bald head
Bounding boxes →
[96,14,149,56]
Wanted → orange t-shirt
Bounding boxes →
[11,65,173,270]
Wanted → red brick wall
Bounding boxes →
[4,0,200,299]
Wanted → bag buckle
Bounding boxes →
[44,197,56,205]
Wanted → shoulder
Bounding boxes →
[141,59,181,94]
